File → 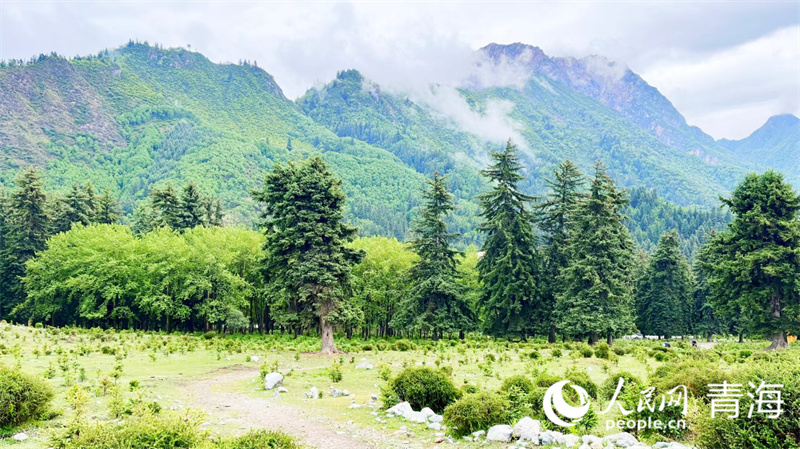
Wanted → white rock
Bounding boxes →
[355,363,373,370]
[387,401,414,419]
[250,356,259,362]
[277,387,288,393]
[330,388,344,397]
[428,422,442,430]
[429,414,444,423]
[407,411,427,423]
[12,433,28,441]
[264,372,283,390]
[540,430,563,445]
[420,407,436,418]
[486,425,514,443]
[513,417,541,441]
[604,432,639,448]
[556,433,581,448]
[472,430,486,438]
[371,394,379,400]
[654,444,688,449]
[305,386,319,398]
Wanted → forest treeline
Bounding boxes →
[0,141,797,350]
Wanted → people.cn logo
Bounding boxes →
[543,380,592,427]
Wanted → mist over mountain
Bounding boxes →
[0,41,794,250]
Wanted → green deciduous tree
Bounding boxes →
[556,162,635,345]
[253,157,363,353]
[702,171,800,350]
[393,172,475,339]
[635,230,695,338]
[476,140,541,339]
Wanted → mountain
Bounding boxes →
[718,114,800,175]
[0,43,426,237]
[0,41,794,251]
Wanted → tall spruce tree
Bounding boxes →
[476,140,540,339]
[538,160,585,342]
[393,172,475,339]
[54,183,94,233]
[703,171,800,350]
[0,168,50,318]
[556,162,635,345]
[95,187,120,224]
[179,183,206,229]
[692,245,722,341]
[151,184,182,229]
[635,230,694,338]
[253,157,362,353]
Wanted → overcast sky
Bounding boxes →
[1,1,798,140]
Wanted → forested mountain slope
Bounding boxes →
[0,43,425,237]
[718,114,800,175]
[0,41,793,250]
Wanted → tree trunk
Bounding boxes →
[766,294,788,350]
[320,316,338,354]
[738,331,743,343]
[706,333,713,342]
[548,325,557,344]
[607,331,614,346]
[589,332,598,345]
[767,332,788,350]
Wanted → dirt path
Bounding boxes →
[185,366,383,449]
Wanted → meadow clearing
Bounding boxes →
[2,322,798,449]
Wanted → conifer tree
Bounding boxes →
[635,230,694,338]
[179,183,206,229]
[253,157,362,353]
[538,160,585,342]
[54,183,94,232]
[95,187,120,224]
[0,168,50,318]
[393,172,475,339]
[556,162,635,345]
[151,184,182,229]
[204,197,224,227]
[702,171,800,350]
[476,140,540,339]
[692,245,722,341]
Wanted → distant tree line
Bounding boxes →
[2,142,798,351]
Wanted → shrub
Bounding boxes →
[565,367,598,399]
[376,341,388,351]
[223,430,302,449]
[551,348,562,358]
[580,348,594,358]
[594,343,610,359]
[361,344,373,351]
[528,350,541,359]
[329,362,343,383]
[500,375,534,395]
[613,346,626,356]
[460,384,480,395]
[392,339,412,351]
[599,372,642,400]
[51,410,207,449]
[443,391,509,437]
[389,367,459,412]
[0,365,54,428]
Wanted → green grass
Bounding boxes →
[1,324,796,448]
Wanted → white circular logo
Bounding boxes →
[543,380,591,427]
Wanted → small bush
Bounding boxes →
[443,391,509,437]
[223,429,302,449]
[329,362,343,383]
[500,375,534,395]
[580,348,594,358]
[565,367,598,399]
[599,372,642,400]
[376,341,388,351]
[0,365,54,428]
[392,339,412,351]
[361,344,373,351]
[551,348,563,358]
[594,343,610,359]
[389,367,459,412]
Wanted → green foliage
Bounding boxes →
[222,430,303,449]
[636,230,695,338]
[476,140,541,339]
[389,366,460,412]
[702,171,800,350]
[392,173,475,338]
[556,162,636,343]
[254,157,363,352]
[0,365,54,428]
[443,391,509,437]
